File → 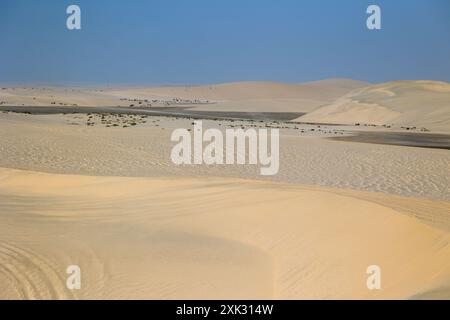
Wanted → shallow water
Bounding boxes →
[331,131,450,150]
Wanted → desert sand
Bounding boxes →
[0,80,449,300]
[1,168,450,299]
[297,80,450,133]
[0,113,448,202]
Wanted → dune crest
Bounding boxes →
[296,80,450,132]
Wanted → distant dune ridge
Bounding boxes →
[296,80,450,132]
[104,78,370,112]
[0,78,368,113]
[108,79,369,101]
[1,78,449,132]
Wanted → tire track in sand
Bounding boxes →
[0,242,75,300]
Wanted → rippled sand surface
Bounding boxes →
[1,168,449,299]
[0,112,449,299]
[0,113,448,201]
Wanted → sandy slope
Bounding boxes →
[1,167,449,300]
[297,80,450,132]
[104,79,369,112]
[121,79,368,101]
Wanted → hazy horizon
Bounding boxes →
[4,77,450,89]
[0,77,373,87]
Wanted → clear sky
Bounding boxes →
[0,0,449,85]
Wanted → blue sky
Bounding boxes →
[0,0,449,85]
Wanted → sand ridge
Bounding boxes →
[1,167,449,299]
[297,80,450,132]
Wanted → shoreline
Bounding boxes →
[329,131,450,150]
[2,105,450,150]
[0,105,305,121]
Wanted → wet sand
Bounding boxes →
[331,131,450,150]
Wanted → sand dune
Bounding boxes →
[1,167,449,299]
[105,79,368,112]
[296,80,450,132]
[107,79,367,101]
[0,79,368,113]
